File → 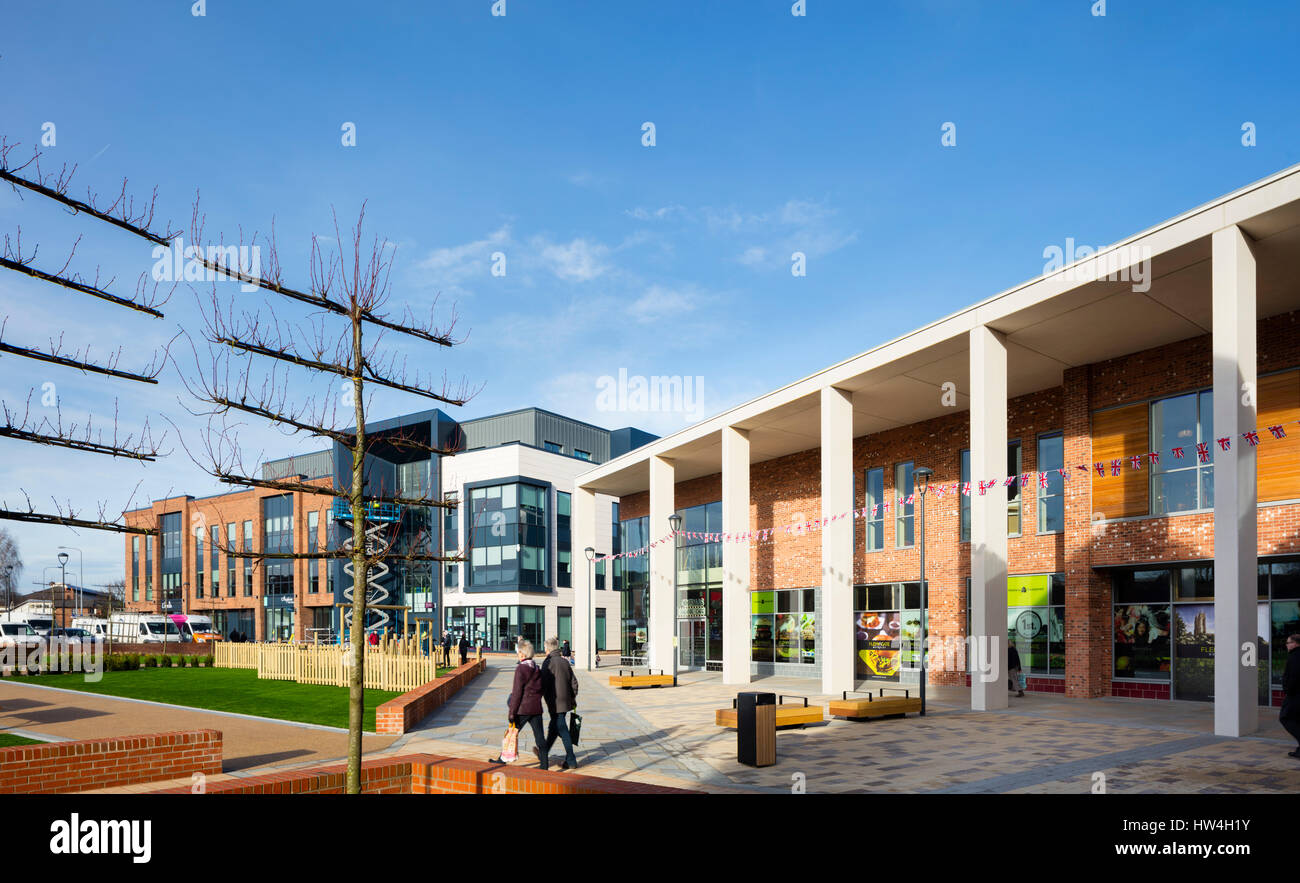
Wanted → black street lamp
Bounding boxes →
[57,552,69,631]
[914,466,933,716]
[667,513,682,679]
[584,546,596,671]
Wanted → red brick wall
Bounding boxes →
[375,658,487,734]
[150,753,697,795]
[0,729,222,794]
[123,485,336,641]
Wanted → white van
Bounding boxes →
[71,617,109,640]
[174,615,217,643]
[107,613,182,644]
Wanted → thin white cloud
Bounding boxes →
[534,236,610,282]
[416,225,511,284]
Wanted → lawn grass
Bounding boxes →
[0,733,44,747]
[26,668,402,732]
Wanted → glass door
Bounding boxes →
[678,620,706,669]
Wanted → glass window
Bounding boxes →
[1036,433,1064,534]
[227,524,236,598]
[556,491,571,588]
[894,462,914,548]
[750,591,775,663]
[595,608,607,650]
[544,441,562,454]
[558,607,572,645]
[864,467,884,551]
[574,450,592,461]
[469,481,548,588]
[1007,442,1022,536]
[1150,390,1214,514]
[308,510,319,594]
[145,535,154,600]
[261,498,292,596]
[131,536,140,602]
[195,528,204,598]
[960,449,971,543]
[1115,569,1169,604]
[243,520,254,597]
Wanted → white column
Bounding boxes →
[1212,224,1259,737]
[821,386,855,696]
[722,426,752,685]
[970,325,1009,711]
[648,455,676,673]
[572,485,597,670]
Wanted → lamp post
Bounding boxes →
[914,466,933,716]
[667,513,682,679]
[58,546,83,617]
[57,552,69,631]
[584,546,596,671]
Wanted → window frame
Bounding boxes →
[1036,431,1065,535]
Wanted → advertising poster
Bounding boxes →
[776,613,799,663]
[1113,604,1171,679]
[855,610,901,680]
[800,612,816,662]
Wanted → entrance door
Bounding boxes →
[678,620,706,670]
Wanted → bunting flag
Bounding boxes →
[591,416,1300,563]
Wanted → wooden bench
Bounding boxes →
[828,688,922,720]
[715,695,825,729]
[608,669,677,689]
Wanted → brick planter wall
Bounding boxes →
[0,729,222,794]
[150,753,697,795]
[375,658,487,734]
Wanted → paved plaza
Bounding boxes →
[391,658,1300,794]
[4,660,1299,794]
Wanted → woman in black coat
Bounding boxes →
[493,639,547,769]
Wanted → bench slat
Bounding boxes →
[715,705,824,728]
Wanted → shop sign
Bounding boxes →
[678,599,707,619]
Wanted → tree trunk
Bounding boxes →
[346,310,368,795]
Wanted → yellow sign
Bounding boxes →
[1007,574,1050,607]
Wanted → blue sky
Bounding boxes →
[1,0,1298,587]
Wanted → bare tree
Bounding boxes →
[0,526,22,611]
[176,203,475,793]
[0,137,172,537]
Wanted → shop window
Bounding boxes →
[1150,390,1214,514]
[1036,432,1064,533]
[894,462,914,548]
[864,467,884,551]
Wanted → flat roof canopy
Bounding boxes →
[580,166,1300,497]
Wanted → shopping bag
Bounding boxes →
[568,711,582,746]
[500,724,519,762]
[1018,673,1027,691]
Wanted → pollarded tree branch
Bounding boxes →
[0,138,177,245]
[0,394,167,460]
[0,488,157,536]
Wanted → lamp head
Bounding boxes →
[668,513,682,532]
[914,466,934,494]
[584,546,595,561]
[58,552,69,567]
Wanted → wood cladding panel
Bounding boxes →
[1091,403,1149,519]
[1259,369,1300,503]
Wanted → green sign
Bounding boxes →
[1007,574,1050,607]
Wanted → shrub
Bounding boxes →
[152,654,165,668]
[169,655,181,668]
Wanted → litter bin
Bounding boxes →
[736,691,776,767]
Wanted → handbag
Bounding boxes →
[499,724,519,763]
[568,711,582,746]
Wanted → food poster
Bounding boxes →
[855,610,901,680]
[775,613,799,662]
[899,614,923,669]
[799,612,816,662]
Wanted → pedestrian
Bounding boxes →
[229,629,238,643]
[561,639,571,659]
[1008,640,1024,698]
[539,636,579,770]
[1281,633,1300,758]
[368,630,379,648]
[441,631,451,667]
[491,639,546,770]
[458,634,470,666]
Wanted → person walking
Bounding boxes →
[441,631,452,667]
[458,634,470,666]
[560,639,571,660]
[540,636,579,770]
[491,639,546,770]
[1008,640,1024,698]
[1281,633,1300,758]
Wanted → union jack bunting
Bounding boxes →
[1217,437,1231,451]
[1243,430,1260,447]
[903,494,916,505]
[962,482,971,496]
[1038,472,1049,489]
[1057,468,1069,481]
[1111,459,1122,476]
[1002,475,1017,488]
[1022,473,1033,489]
[979,480,997,495]
[1095,462,1106,477]
[1147,451,1160,466]
[1172,446,1185,459]
[1197,442,1210,463]
[1129,454,1143,470]
[1269,425,1287,439]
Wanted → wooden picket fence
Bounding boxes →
[215,642,437,692]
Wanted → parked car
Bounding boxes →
[47,627,97,645]
[0,621,43,653]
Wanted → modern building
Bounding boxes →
[123,408,653,643]
[571,163,1300,738]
